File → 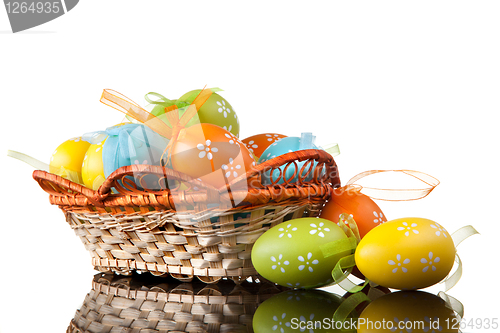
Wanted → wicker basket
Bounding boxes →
[34,149,340,283]
[68,273,287,333]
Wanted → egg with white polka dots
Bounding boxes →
[355,217,456,290]
[257,136,323,185]
[251,218,352,289]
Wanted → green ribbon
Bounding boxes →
[320,237,357,257]
[145,92,190,109]
[323,143,341,158]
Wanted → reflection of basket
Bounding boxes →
[34,150,339,283]
[67,273,287,333]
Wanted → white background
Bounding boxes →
[1,1,499,332]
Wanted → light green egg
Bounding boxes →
[251,218,351,289]
[253,289,344,333]
[177,89,240,137]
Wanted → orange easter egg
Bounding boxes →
[320,188,387,239]
[170,123,255,189]
[241,133,287,159]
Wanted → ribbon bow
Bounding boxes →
[100,87,215,165]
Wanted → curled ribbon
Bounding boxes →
[99,87,215,166]
[338,169,440,201]
[442,225,479,292]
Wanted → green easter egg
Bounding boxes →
[251,218,351,289]
[253,289,344,333]
[178,89,240,137]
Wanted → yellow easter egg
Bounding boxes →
[355,217,456,290]
[49,137,91,183]
[82,139,107,190]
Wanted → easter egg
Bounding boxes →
[358,290,459,333]
[102,123,169,178]
[175,89,240,137]
[320,189,387,239]
[355,218,456,290]
[251,218,352,289]
[82,139,106,190]
[253,289,344,333]
[241,133,287,159]
[49,137,91,183]
[257,135,323,185]
[170,123,255,189]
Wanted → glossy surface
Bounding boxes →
[253,289,343,333]
[358,290,459,332]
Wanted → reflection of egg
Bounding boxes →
[356,218,456,290]
[358,290,459,333]
[253,290,343,333]
[241,133,287,159]
[82,139,106,190]
[49,137,90,183]
[251,218,351,289]
[321,189,387,238]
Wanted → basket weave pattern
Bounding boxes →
[34,150,340,283]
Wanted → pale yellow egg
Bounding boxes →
[82,139,107,190]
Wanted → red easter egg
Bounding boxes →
[320,189,387,239]
[171,123,255,189]
[241,133,287,159]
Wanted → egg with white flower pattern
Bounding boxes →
[241,133,287,159]
[170,123,255,189]
[251,218,352,289]
[176,89,240,137]
[320,189,387,239]
[355,217,456,290]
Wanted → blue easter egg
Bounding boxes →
[257,136,323,185]
[102,123,170,178]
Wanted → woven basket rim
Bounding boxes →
[33,149,340,211]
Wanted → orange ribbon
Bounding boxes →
[100,88,213,165]
[337,169,440,201]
